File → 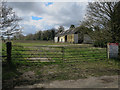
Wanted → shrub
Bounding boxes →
[93,41,107,48]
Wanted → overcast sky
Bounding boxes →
[7,2,88,35]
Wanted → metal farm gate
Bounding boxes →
[2,43,108,64]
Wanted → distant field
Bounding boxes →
[12,40,93,46]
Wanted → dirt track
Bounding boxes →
[15,75,118,89]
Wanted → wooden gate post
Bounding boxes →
[6,42,12,63]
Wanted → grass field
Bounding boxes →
[2,40,119,89]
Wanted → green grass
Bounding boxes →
[12,40,70,46]
[2,40,119,89]
[12,40,93,47]
[40,60,118,80]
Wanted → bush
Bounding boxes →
[93,41,107,48]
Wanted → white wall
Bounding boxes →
[59,36,65,42]
[74,34,78,43]
[54,37,58,43]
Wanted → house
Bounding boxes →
[54,28,79,43]
[54,27,93,44]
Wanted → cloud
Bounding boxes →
[20,24,37,35]
[7,2,88,35]
[7,2,45,15]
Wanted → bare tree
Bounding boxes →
[111,1,120,42]
[0,1,22,40]
[83,2,117,29]
[58,26,64,33]
[82,1,120,42]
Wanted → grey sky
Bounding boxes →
[7,2,88,35]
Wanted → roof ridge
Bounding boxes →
[55,28,78,37]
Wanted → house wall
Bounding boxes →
[54,37,58,43]
[78,33,83,43]
[67,34,74,43]
[55,34,78,43]
[59,36,65,42]
[83,34,93,44]
[74,34,78,43]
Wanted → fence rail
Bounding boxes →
[2,43,108,64]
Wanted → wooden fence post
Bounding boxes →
[107,43,109,59]
[6,42,12,63]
